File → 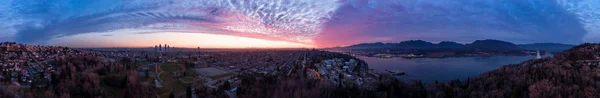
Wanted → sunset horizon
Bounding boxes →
[1,0,600,98]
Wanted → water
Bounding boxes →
[359,56,537,83]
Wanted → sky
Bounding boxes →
[0,0,599,48]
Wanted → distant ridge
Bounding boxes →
[518,43,575,53]
[345,40,464,50]
[342,39,575,52]
[462,39,521,51]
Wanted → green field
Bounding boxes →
[184,69,199,76]
[208,72,234,80]
[179,76,200,84]
[158,72,186,98]
[160,63,184,72]
[194,67,234,80]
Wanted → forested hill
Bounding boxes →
[370,43,600,98]
[343,39,574,52]
[458,43,600,97]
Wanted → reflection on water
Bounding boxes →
[359,56,538,83]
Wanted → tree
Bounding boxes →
[145,70,150,79]
[221,81,231,90]
[338,73,343,87]
[186,86,192,98]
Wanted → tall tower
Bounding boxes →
[159,44,162,52]
[165,44,169,52]
[155,45,158,52]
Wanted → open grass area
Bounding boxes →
[158,72,186,98]
[194,67,234,80]
[160,63,184,72]
[179,76,201,84]
[156,85,170,96]
[195,67,228,76]
[184,69,199,76]
[208,72,234,80]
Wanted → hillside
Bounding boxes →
[519,43,575,53]
[344,39,526,51]
[369,43,600,98]
[345,42,396,49]
[437,41,464,49]
[457,43,600,97]
[345,40,463,50]
[344,40,574,53]
[461,39,521,51]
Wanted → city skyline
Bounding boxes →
[2,0,600,97]
[0,0,599,48]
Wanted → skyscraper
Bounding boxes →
[159,44,162,52]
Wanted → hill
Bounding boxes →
[460,43,600,97]
[344,39,526,51]
[437,41,464,49]
[345,42,396,49]
[344,40,575,52]
[461,39,521,51]
[519,43,575,53]
[369,43,600,97]
[345,40,463,50]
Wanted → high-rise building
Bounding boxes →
[155,45,158,52]
[165,44,169,52]
[159,44,162,52]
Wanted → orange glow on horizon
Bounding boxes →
[47,31,315,48]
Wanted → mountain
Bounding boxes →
[461,39,521,51]
[519,43,575,53]
[437,41,464,48]
[344,42,395,49]
[344,40,463,50]
[368,43,600,98]
[345,39,524,51]
[343,39,575,53]
[395,40,437,49]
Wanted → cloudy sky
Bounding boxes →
[0,0,599,48]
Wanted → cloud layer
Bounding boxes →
[315,0,599,47]
[0,0,341,44]
[0,0,598,47]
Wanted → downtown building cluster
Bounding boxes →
[154,44,174,52]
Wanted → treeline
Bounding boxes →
[1,49,157,97]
